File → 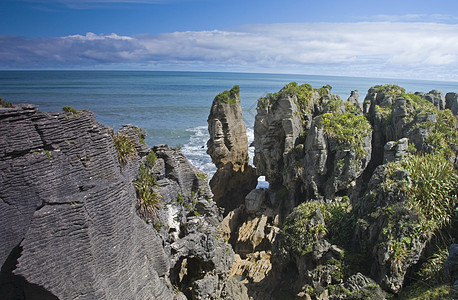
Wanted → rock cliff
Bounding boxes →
[1,81,457,300]
[207,85,257,214]
[0,104,248,299]
[217,83,457,299]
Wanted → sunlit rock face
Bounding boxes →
[207,86,257,215]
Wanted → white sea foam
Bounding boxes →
[182,126,216,177]
[183,125,256,178]
[247,127,255,166]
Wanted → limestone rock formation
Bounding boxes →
[0,105,173,299]
[207,86,257,214]
[253,86,304,187]
[446,92,458,116]
[225,83,456,299]
[0,104,248,300]
[254,83,372,202]
[207,85,248,171]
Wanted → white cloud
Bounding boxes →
[63,32,133,40]
[1,22,458,80]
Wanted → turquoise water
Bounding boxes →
[1,70,457,173]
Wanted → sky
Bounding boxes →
[1,0,458,80]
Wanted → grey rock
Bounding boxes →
[445,92,458,115]
[207,86,257,214]
[0,106,173,299]
[444,244,458,298]
[424,89,446,110]
[383,138,409,164]
[253,91,304,186]
[245,189,266,214]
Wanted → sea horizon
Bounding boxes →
[1,70,457,174]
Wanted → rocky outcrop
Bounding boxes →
[0,105,173,299]
[446,92,458,116]
[221,83,457,299]
[207,85,257,214]
[254,83,371,203]
[151,145,248,299]
[0,104,248,300]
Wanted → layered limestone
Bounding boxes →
[221,83,457,299]
[0,104,248,300]
[207,85,257,214]
[0,105,172,299]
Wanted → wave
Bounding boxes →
[183,125,256,178]
[182,126,216,177]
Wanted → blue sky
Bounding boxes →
[1,0,458,80]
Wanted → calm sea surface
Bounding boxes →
[1,70,457,174]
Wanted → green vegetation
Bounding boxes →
[132,126,146,145]
[400,153,457,231]
[43,150,52,160]
[397,283,451,300]
[214,85,240,104]
[0,96,13,108]
[258,82,315,115]
[62,106,78,114]
[172,144,182,151]
[424,109,458,156]
[372,84,405,98]
[145,150,157,168]
[281,200,350,256]
[379,153,457,265]
[196,171,208,181]
[112,130,138,165]
[321,112,372,156]
[134,154,161,224]
[417,247,449,282]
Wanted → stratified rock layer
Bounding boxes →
[207,86,257,214]
[0,105,173,299]
[0,104,249,300]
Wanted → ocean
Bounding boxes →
[1,70,457,175]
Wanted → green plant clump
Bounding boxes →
[62,106,78,114]
[112,131,138,165]
[281,82,314,114]
[400,153,457,231]
[134,164,161,223]
[372,84,406,98]
[132,126,146,145]
[214,85,240,104]
[0,96,13,108]
[145,150,157,168]
[379,153,458,265]
[196,171,208,181]
[321,112,372,156]
[281,200,350,256]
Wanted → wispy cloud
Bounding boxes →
[358,13,458,23]
[1,22,458,80]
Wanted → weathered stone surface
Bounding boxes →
[424,89,446,110]
[446,92,458,116]
[207,86,257,215]
[245,189,266,214]
[383,137,409,164]
[353,165,430,294]
[0,105,173,299]
[207,86,248,170]
[0,104,249,300]
[253,92,303,186]
[444,244,458,298]
[209,164,257,215]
